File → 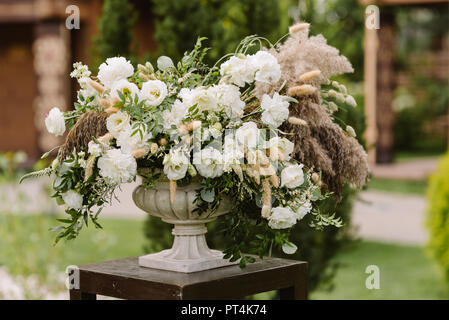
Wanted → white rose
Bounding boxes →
[220,55,256,87]
[183,87,219,113]
[110,79,139,100]
[268,207,297,229]
[214,84,245,119]
[194,146,224,178]
[282,242,298,255]
[250,51,281,84]
[140,80,168,106]
[61,190,83,210]
[97,57,134,88]
[163,147,189,180]
[116,125,152,154]
[261,92,289,128]
[281,164,305,189]
[106,111,131,138]
[295,201,312,220]
[45,107,66,136]
[268,137,294,161]
[97,149,137,185]
[235,121,260,149]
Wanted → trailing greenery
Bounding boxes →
[94,0,137,62]
[427,152,449,285]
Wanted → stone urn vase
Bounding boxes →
[132,179,238,273]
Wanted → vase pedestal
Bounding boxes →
[138,221,238,273]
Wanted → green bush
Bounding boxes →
[94,0,137,63]
[427,152,449,284]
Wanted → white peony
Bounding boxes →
[194,146,224,178]
[116,125,152,154]
[45,107,66,136]
[140,80,168,106]
[281,164,305,189]
[235,121,260,149]
[268,207,297,229]
[97,149,137,185]
[163,147,189,180]
[214,84,245,119]
[260,93,290,128]
[62,190,83,210]
[106,111,131,138]
[268,137,294,161]
[295,201,312,220]
[97,57,134,88]
[250,51,281,84]
[110,79,139,100]
[162,99,189,130]
[282,242,298,254]
[219,55,256,87]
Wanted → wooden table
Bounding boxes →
[69,256,307,300]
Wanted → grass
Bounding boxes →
[311,241,449,300]
[368,178,428,195]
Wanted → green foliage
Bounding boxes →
[94,0,137,62]
[427,152,449,285]
[150,0,286,63]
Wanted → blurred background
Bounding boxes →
[0,0,448,299]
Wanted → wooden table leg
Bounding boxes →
[70,290,97,300]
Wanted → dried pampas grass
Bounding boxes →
[59,110,109,162]
[253,22,368,197]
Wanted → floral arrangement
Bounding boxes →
[22,23,368,266]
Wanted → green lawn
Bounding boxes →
[368,178,428,195]
[312,241,449,300]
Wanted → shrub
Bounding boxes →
[427,152,449,284]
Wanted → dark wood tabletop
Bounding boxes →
[69,256,307,300]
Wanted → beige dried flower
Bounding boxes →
[287,84,317,97]
[288,117,308,126]
[87,79,105,94]
[299,70,321,82]
[132,148,148,159]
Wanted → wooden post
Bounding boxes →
[375,10,396,163]
[364,25,379,165]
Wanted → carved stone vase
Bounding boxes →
[132,180,238,273]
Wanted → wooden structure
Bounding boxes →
[361,0,448,164]
[0,0,156,159]
[69,256,308,300]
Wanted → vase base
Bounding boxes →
[138,249,239,273]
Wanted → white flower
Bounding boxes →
[250,51,281,84]
[140,80,168,106]
[88,141,103,157]
[163,147,189,180]
[295,201,312,220]
[110,79,139,100]
[182,87,220,113]
[235,121,260,149]
[220,55,256,87]
[97,149,137,185]
[268,207,297,229]
[116,125,152,154]
[223,134,244,171]
[268,136,294,162]
[62,190,83,210]
[261,93,289,128]
[106,111,131,138]
[45,107,66,136]
[281,164,305,188]
[78,158,87,168]
[97,57,134,88]
[214,84,245,119]
[162,99,189,130]
[345,95,357,107]
[282,242,298,254]
[346,125,356,138]
[194,146,224,178]
[70,62,91,79]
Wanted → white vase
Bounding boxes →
[132,180,239,273]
